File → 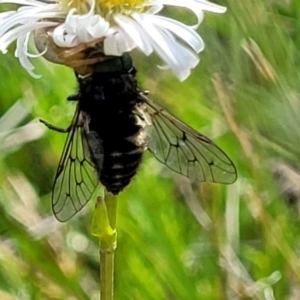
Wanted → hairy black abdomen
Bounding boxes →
[79,70,147,194]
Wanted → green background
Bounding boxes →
[0,0,300,299]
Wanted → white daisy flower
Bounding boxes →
[0,0,226,80]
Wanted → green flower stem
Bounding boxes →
[105,192,118,229]
[91,192,118,300]
[100,250,114,300]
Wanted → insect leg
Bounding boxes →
[67,94,79,101]
[39,119,71,133]
[57,37,105,60]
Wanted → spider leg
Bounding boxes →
[58,38,105,60]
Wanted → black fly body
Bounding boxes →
[42,54,237,221]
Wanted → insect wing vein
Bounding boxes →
[141,94,237,184]
[52,106,98,222]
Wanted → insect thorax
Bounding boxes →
[77,57,149,194]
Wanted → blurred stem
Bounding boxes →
[91,191,118,300]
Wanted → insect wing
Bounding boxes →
[52,106,99,222]
[141,95,237,184]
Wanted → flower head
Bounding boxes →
[0,0,226,80]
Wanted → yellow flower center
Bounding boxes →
[98,0,144,7]
[58,0,147,16]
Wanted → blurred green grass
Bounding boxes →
[1,0,300,299]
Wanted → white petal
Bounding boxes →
[130,14,200,80]
[104,33,122,56]
[161,0,226,14]
[114,14,153,55]
[11,22,57,78]
[157,30,200,80]
[139,14,204,53]
[144,4,163,15]
[132,20,176,73]
[0,4,62,38]
[63,9,78,34]
[0,21,57,52]
[86,15,109,38]
[104,28,136,56]
[53,24,79,47]
[0,11,16,23]
[0,0,225,80]
[160,0,226,29]
[194,0,226,13]
[0,0,51,7]
[53,1,109,46]
[15,33,41,78]
[115,29,136,52]
[65,8,94,41]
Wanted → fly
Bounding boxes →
[41,54,237,222]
